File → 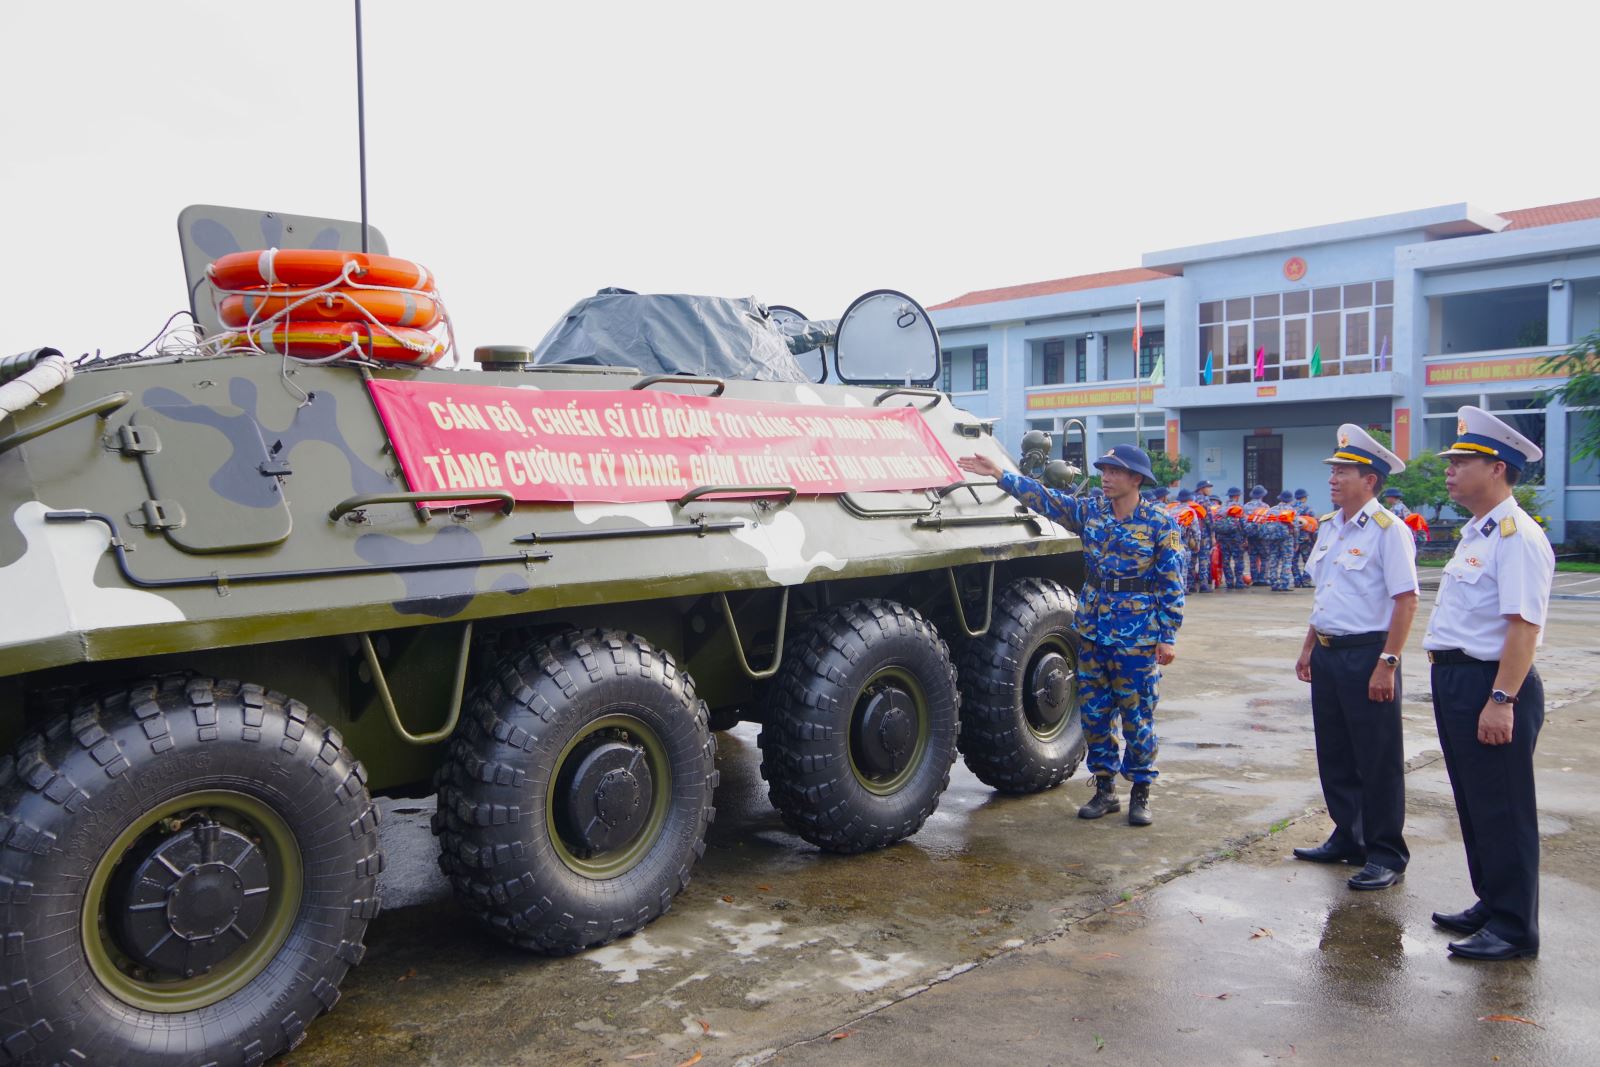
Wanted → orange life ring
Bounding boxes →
[209,249,435,293]
[223,322,445,366]
[219,289,442,329]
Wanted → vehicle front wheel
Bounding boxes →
[956,577,1085,793]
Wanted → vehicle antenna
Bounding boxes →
[354,0,370,253]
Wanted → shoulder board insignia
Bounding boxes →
[1319,511,1335,523]
[1481,518,1496,536]
[1500,516,1518,537]
[1371,509,1393,529]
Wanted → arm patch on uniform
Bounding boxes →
[1371,509,1393,529]
[1500,516,1518,537]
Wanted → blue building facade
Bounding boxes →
[929,199,1600,543]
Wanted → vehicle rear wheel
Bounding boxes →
[434,629,716,955]
[0,676,380,1066]
[957,577,1085,793]
[759,599,958,854]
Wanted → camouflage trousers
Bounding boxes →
[1247,538,1267,584]
[1078,642,1160,783]
[1295,537,1314,587]
[1188,536,1214,592]
[1259,531,1295,590]
[1219,541,1248,588]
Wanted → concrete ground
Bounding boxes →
[284,584,1600,1067]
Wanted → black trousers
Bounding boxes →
[1309,642,1409,871]
[1431,661,1544,949]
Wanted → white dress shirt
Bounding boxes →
[1424,496,1555,661]
[1307,496,1419,636]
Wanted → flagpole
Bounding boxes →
[1133,299,1143,452]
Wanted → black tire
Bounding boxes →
[957,577,1086,793]
[759,599,959,854]
[0,676,380,1067]
[433,629,716,955]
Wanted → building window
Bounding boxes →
[1138,329,1164,378]
[1042,339,1064,385]
[1197,281,1393,384]
[1569,412,1600,486]
[940,351,952,394]
[972,347,988,391]
[1074,337,1088,382]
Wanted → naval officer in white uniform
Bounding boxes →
[1293,425,1419,890]
[1423,406,1554,961]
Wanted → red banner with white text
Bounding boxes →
[366,380,962,503]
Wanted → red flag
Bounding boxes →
[1254,345,1265,379]
[1132,299,1143,361]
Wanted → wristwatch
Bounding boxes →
[1491,689,1518,706]
[1378,653,1399,667]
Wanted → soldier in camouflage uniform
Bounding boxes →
[1244,485,1271,585]
[1292,488,1316,588]
[1383,487,1428,550]
[1215,487,1249,589]
[1175,490,1207,593]
[1193,480,1218,592]
[1259,491,1298,591]
[959,444,1185,827]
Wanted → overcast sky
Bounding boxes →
[3,1,1597,362]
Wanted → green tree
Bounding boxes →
[1150,451,1192,488]
[1369,429,1450,519]
[1543,327,1600,461]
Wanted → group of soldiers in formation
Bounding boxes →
[1081,481,1428,593]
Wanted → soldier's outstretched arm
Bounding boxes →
[958,455,1087,532]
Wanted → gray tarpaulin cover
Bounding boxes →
[531,290,828,382]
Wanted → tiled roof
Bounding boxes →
[930,196,1599,312]
[928,267,1176,311]
[1498,197,1600,230]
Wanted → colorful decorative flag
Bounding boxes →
[1254,345,1265,379]
[1133,299,1143,360]
[1377,335,1390,371]
[1149,354,1165,387]
[1310,344,1322,377]
[1202,350,1214,385]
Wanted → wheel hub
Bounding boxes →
[112,820,270,977]
[560,740,653,854]
[1025,650,1071,730]
[852,685,917,779]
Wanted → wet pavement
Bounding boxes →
[284,587,1600,1066]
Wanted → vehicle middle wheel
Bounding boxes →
[759,599,959,854]
[433,629,717,955]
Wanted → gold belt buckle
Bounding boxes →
[1316,632,1331,648]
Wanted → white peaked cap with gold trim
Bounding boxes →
[1437,405,1542,471]
[1322,423,1405,476]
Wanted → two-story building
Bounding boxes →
[929,198,1600,543]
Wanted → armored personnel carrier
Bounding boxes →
[0,206,1084,1064]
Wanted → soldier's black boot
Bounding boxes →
[1078,776,1120,819]
[1128,782,1153,826]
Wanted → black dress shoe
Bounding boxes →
[1347,862,1403,890]
[1432,906,1489,936]
[1447,929,1537,961]
[1292,842,1365,865]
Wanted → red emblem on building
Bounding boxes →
[1283,256,1308,282]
